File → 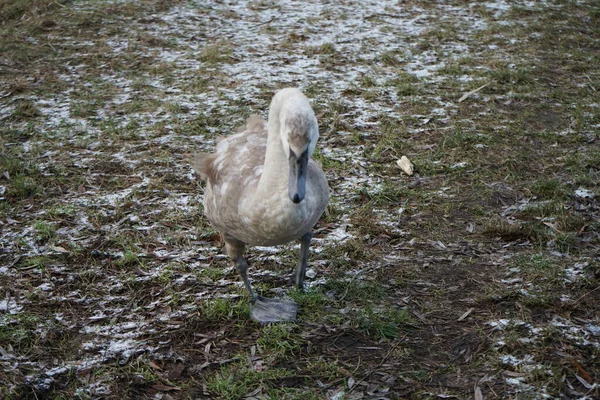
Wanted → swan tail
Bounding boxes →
[235,114,266,133]
[192,152,217,183]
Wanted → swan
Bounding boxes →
[192,88,329,323]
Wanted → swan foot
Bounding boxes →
[250,295,297,323]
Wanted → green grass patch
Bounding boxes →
[324,278,386,303]
[482,254,569,307]
[199,297,250,321]
[33,220,56,241]
[288,287,327,311]
[362,181,410,206]
[0,313,42,351]
[0,149,42,201]
[312,147,343,172]
[373,115,408,157]
[201,266,228,281]
[320,238,372,269]
[11,99,42,120]
[489,67,533,88]
[387,73,422,97]
[355,306,413,340]
[442,125,479,149]
[321,199,344,224]
[257,323,301,359]
[205,359,294,400]
[530,179,568,199]
[46,203,77,218]
[6,175,40,200]
[20,255,53,270]
[379,50,404,66]
[306,42,337,56]
[113,249,143,269]
[303,358,345,382]
[515,254,564,284]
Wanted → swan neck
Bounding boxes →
[263,111,288,176]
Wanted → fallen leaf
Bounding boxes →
[542,221,562,232]
[48,245,69,253]
[572,359,593,384]
[474,385,483,400]
[458,308,474,321]
[168,363,185,381]
[244,386,263,397]
[133,267,150,276]
[411,310,428,322]
[574,373,595,389]
[396,156,414,176]
[458,82,490,103]
[348,376,355,389]
[148,361,162,371]
[151,384,181,392]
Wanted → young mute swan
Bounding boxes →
[192,88,329,323]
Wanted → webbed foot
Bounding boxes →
[250,295,297,323]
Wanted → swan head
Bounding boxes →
[272,89,319,204]
[283,113,318,204]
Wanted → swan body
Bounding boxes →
[193,88,329,322]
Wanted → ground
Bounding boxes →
[1,0,599,399]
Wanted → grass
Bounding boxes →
[198,297,249,321]
[0,313,42,351]
[288,287,327,310]
[201,266,228,281]
[1,0,599,398]
[530,179,568,199]
[324,278,387,303]
[319,238,372,269]
[198,41,233,64]
[21,255,53,269]
[113,249,142,268]
[205,359,294,400]
[0,149,42,202]
[492,254,568,307]
[355,306,413,340]
[362,181,411,205]
[257,323,301,358]
[33,220,56,241]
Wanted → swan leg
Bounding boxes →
[233,256,257,299]
[225,236,297,323]
[225,237,256,298]
[294,231,312,289]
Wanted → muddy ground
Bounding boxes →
[1,0,599,399]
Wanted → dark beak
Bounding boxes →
[289,149,308,204]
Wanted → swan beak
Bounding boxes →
[289,149,308,204]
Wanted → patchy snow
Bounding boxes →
[36,283,54,292]
[0,297,23,314]
[450,161,468,169]
[325,225,352,243]
[564,261,589,283]
[2,0,598,397]
[575,187,595,199]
